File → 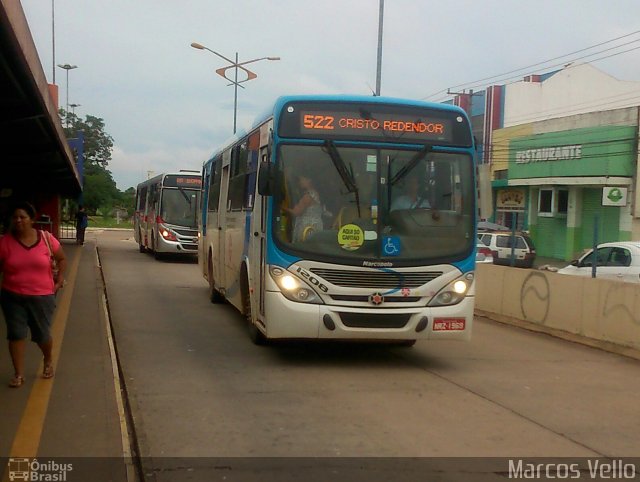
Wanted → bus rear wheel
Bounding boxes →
[207,256,224,303]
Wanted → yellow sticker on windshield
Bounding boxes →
[338,224,364,251]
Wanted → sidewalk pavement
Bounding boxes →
[0,239,130,481]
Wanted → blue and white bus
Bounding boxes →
[199,95,476,344]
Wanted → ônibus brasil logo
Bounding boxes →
[7,458,73,481]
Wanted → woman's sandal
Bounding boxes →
[9,375,25,388]
[43,363,54,379]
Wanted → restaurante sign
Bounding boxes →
[515,145,582,164]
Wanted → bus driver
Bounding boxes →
[391,176,430,211]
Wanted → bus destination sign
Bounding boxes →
[300,111,451,142]
[164,175,202,188]
[278,102,472,146]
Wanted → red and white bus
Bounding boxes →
[134,171,202,259]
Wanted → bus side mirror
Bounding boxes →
[258,163,274,196]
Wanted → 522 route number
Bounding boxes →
[303,114,335,130]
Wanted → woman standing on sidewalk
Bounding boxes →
[0,202,66,387]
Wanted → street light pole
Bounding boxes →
[191,42,280,134]
[233,52,239,134]
[57,63,77,126]
[52,0,56,83]
[375,0,384,96]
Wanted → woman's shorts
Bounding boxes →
[1,289,56,343]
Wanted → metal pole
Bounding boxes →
[52,0,56,83]
[509,212,516,267]
[233,52,238,134]
[375,0,384,96]
[591,213,599,278]
[65,68,69,126]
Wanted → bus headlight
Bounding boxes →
[159,224,178,241]
[269,266,324,304]
[428,272,474,307]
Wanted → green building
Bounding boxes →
[490,108,640,261]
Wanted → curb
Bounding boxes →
[475,310,640,362]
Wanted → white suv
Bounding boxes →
[478,232,536,268]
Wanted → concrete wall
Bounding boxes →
[475,264,640,353]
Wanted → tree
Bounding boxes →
[119,187,136,216]
[59,109,119,214]
[83,170,119,215]
[60,109,114,168]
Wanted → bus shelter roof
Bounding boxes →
[0,1,81,198]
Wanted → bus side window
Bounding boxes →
[208,157,222,212]
[229,141,249,211]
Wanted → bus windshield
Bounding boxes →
[274,144,474,265]
[160,188,201,228]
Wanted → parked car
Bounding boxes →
[478,232,536,268]
[476,241,494,264]
[557,242,640,283]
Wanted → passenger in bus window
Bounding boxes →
[391,176,430,211]
[284,175,323,242]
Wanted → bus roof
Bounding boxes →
[136,171,201,189]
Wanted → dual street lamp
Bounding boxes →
[57,63,77,126]
[191,42,280,134]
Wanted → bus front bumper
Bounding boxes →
[156,234,198,254]
[263,291,473,341]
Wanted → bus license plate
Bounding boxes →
[433,318,466,331]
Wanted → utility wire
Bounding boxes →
[423,30,640,100]
[503,91,640,125]
[442,41,640,100]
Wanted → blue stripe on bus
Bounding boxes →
[453,256,475,274]
[242,212,251,258]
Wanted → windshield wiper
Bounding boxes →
[389,146,432,186]
[323,140,361,217]
[178,187,192,205]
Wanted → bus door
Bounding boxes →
[147,183,159,250]
[143,185,154,248]
[199,167,210,267]
[249,147,269,318]
[216,152,231,292]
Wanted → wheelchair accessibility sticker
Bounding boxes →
[382,236,401,256]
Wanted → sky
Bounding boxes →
[19,0,640,190]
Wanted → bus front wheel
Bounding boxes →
[153,243,163,260]
[207,256,224,303]
[243,277,265,345]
